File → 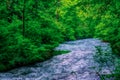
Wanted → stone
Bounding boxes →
[0,38,115,80]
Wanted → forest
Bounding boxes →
[0,0,120,79]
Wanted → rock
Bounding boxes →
[0,38,115,80]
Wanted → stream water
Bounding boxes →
[0,38,115,80]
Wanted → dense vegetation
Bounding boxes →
[0,0,63,71]
[0,0,120,78]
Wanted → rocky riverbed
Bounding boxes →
[0,38,115,80]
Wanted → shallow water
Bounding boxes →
[0,38,114,80]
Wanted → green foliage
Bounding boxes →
[0,0,63,71]
[114,58,120,80]
[93,1,120,56]
[60,0,120,79]
[0,0,120,75]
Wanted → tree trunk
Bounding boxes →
[6,0,12,23]
[56,0,60,22]
[22,0,25,37]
